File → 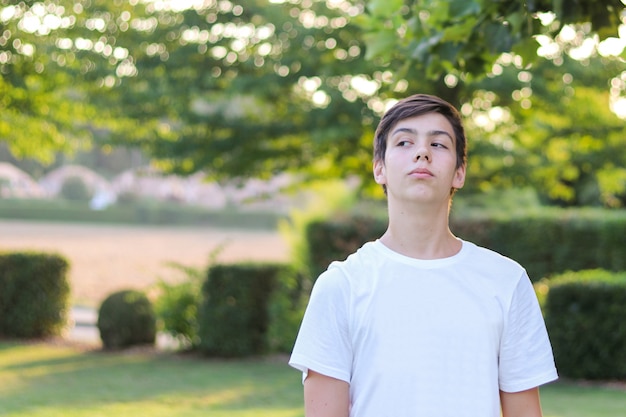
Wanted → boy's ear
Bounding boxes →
[373,159,386,185]
[452,163,466,190]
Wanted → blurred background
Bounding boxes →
[1,0,625,211]
[0,2,625,416]
[1,0,625,341]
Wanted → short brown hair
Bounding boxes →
[373,94,467,170]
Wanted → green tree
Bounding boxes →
[461,53,626,206]
[0,0,123,163]
[1,1,624,206]
[108,0,377,182]
[1,0,379,182]
[358,0,625,80]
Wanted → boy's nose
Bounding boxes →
[414,146,431,161]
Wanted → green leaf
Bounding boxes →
[448,0,481,18]
[367,0,404,18]
[410,33,444,62]
[512,37,540,66]
[441,17,477,42]
[506,11,525,34]
[363,30,398,61]
[428,1,451,26]
[483,22,516,54]
[352,13,376,29]
[434,41,463,63]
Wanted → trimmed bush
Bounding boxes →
[0,252,69,338]
[97,290,156,350]
[198,263,290,357]
[538,269,626,380]
[267,269,307,353]
[306,215,386,281]
[451,209,626,280]
[305,209,626,282]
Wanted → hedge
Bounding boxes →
[198,263,298,357]
[452,211,625,281]
[0,252,70,338]
[0,198,281,229]
[305,209,626,282]
[538,269,626,380]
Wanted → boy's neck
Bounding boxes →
[380,199,460,260]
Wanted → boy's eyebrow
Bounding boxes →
[391,127,454,141]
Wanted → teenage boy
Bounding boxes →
[289,94,558,417]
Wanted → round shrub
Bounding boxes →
[97,290,157,350]
[60,176,92,201]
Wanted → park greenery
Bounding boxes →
[1,0,625,207]
[1,340,626,417]
[2,3,626,413]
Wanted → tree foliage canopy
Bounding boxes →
[1,0,625,205]
[359,0,625,79]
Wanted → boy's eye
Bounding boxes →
[397,140,411,147]
[432,141,450,149]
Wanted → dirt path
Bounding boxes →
[0,220,288,306]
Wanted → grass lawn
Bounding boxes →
[1,341,624,417]
[0,341,302,417]
[542,382,626,417]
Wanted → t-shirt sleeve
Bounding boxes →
[288,267,352,384]
[499,273,558,392]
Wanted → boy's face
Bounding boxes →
[373,112,465,205]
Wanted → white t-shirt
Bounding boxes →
[289,239,558,417]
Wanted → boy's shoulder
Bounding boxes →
[463,240,525,270]
[328,240,381,271]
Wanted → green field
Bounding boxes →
[0,198,282,229]
[1,341,624,417]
